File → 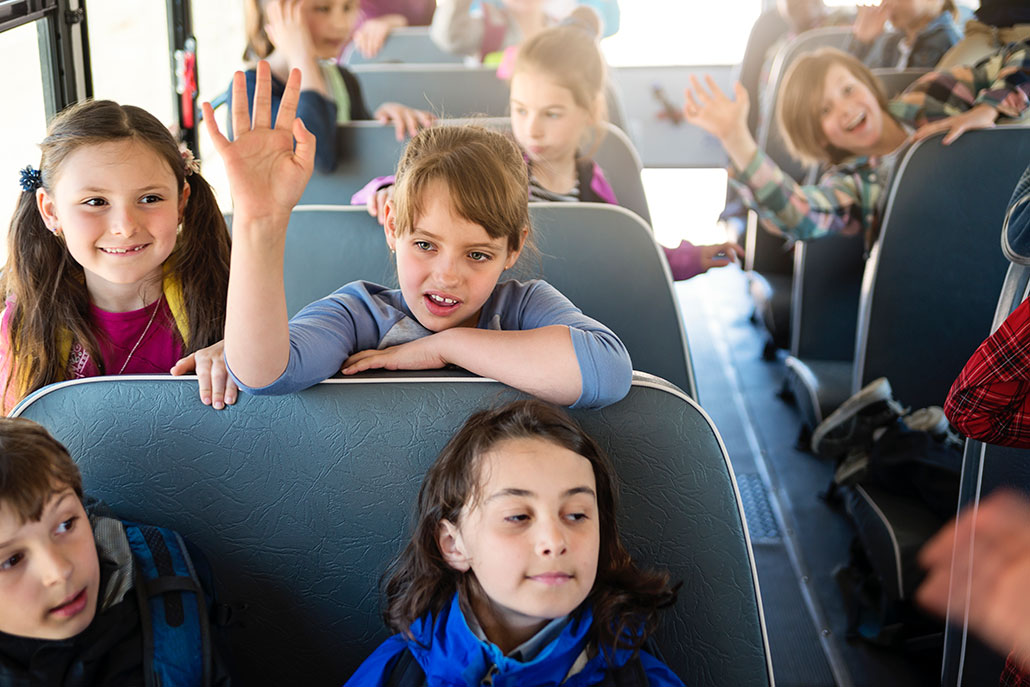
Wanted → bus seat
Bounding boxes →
[10,372,774,687]
[350,63,629,133]
[786,127,1030,433]
[746,28,852,356]
[343,27,465,65]
[301,118,652,225]
[941,260,1030,685]
[280,203,697,399]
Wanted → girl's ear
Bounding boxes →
[437,519,471,572]
[503,226,529,270]
[36,188,60,234]
[382,200,398,251]
[178,181,192,223]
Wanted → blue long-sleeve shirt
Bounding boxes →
[229,279,632,409]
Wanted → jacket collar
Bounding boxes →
[407,593,597,687]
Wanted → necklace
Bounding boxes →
[117,296,162,375]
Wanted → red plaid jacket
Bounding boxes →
[945,300,1030,684]
[1001,653,1030,686]
[945,298,1030,447]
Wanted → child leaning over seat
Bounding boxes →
[685,42,1030,248]
[206,62,632,409]
[0,417,230,685]
[344,399,683,686]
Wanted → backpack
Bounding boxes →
[123,521,215,687]
[383,645,651,687]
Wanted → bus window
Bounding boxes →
[86,0,174,125]
[0,20,48,265]
[191,4,246,214]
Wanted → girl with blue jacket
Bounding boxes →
[344,399,685,686]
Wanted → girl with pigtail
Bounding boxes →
[2,99,235,413]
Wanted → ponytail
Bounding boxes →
[2,189,100,412]
[173,168,230,354]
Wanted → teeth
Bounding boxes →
[429,294,457,305]
[845,112,865,131]
[101,246,144,254]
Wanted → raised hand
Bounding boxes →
[202,60,315,227]
[684,75,750,144]
[264,0,317,68]
[853,3,889,45]
[374,102,436,141]
[683,74,758,170]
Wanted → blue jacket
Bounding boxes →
[847,11,962,70]
[343,594,685,686]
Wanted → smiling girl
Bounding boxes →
[344,400,683,686]
[209,63,631,409]
[685,44,1030,246]
[1,100,233,413]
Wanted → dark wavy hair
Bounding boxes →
[2,99,230,411]
[382,399,678,655]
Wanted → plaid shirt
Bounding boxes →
[945,297,1030,447]
[730,40,1030,244]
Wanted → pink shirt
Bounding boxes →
[70,299,183,378]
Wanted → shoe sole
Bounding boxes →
[811,377,897,457]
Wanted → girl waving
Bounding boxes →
[207,62,631,409]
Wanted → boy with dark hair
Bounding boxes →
[0,417,230,686]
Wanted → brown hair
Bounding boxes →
[391,125,531,254]
[0,418,82,524]
[512,7,608,149]
[2,100,230,411]
[382,399,678,655]
[243,0,274,62]
[776,47,890,166]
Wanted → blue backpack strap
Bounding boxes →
[123,522,212,687]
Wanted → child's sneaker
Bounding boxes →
[811,377,906,459]
[902,406,964,450]
[901,406,948,436]
[833,449,870,486]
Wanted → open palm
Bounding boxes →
[683,74,750,144]
[202,60,315,224]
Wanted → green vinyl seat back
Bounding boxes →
[11,372,773,686]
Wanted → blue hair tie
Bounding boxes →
[19,166,42,193]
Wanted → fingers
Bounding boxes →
[274,67,302,131]
[704,74,728,101]
[170,353,197,376]
[341,349,386,374]
[293,116,316,168]
[230,70,251,137]
[253,60,273,130]
[206,358,238,410]
[415,109,435,130]
[202,101,230,154]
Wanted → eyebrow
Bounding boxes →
[411,228,501,251]
[486,486,596,503]
[510,99,567,110]
[0,491,75,550]
[77,185,173,194]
